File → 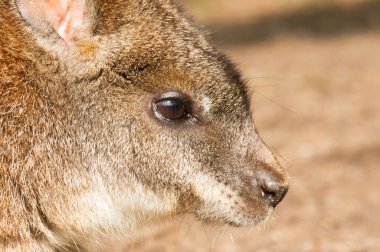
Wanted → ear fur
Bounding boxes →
[15,0,86,45]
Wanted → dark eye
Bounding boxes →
[154,98,187,121]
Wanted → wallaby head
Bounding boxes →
[0,0,288,250]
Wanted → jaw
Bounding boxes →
[192,201,274,227]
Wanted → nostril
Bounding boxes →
[259,181,288,208]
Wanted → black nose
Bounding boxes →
[257,172,289,208]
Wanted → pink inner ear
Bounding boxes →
[54,0,85,44]
[16,0,86,45]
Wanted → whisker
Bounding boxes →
[255,91,293,112]
[179,217,197,245]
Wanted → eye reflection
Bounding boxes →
[154,98,186,121]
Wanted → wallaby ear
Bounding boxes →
[15,0,86,45]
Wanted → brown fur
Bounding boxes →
[0,0,288,251]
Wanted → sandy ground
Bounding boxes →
[126,1,380,251]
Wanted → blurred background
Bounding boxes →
[128,0,380,251]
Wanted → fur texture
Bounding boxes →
[0,0,288,251]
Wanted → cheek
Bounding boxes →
[128,140,191,193]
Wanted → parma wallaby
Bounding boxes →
[0,0,289,251]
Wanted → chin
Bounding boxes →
[194,204,274,228]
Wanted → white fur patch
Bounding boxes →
[193,173,230,204]
[119,182,177,228]
[200,96,212,114]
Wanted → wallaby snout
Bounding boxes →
[0,0,289,250]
